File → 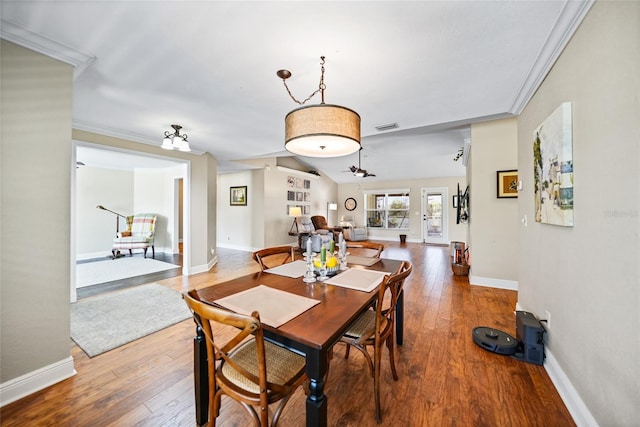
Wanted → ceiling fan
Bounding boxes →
[346,147,376,178]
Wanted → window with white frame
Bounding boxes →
[364,189,410,229]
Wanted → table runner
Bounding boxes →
[264,260,307,278]
[324,268,389,292]
[214,285,320,327]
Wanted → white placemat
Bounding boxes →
[347,255,381,267]
[324,268,389,293]
[214,285,320,328]
[264,260,307,278]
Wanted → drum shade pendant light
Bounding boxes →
[277,56,360,157]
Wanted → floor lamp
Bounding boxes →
[288,206,302,234]
[96,205,126,258]
[327,202,338,225]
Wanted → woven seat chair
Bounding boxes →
[184,290,307,427]
[346,241,384,258]
[252,246,296,271]
[340,261,412,423]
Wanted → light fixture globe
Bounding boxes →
[284,104,360,157]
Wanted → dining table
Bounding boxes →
[190,257,405,427]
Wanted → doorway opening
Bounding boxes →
[421,187,449,245]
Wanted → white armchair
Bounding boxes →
[339,215,367,241]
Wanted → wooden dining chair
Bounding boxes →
[339,260,412,423]
[346,241,384,258]
[183,290,308,427]
[252,245,296,271]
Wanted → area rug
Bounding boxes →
[76,257,180,288]
[70,283,191,357]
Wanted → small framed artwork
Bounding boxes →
[497,170,518,198]
[287,176,295,187]
[296,191,303,201]
[230,186,247,206]
[287,191,295,201]
[296,178,303,188]
[304,192,310,202]
[303,205,310,215]
[304,179,311,189]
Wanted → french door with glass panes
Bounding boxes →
[421,187,448,245]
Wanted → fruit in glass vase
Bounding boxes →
[326,256,338,268]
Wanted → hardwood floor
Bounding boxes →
[1,243,575,426]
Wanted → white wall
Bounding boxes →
[217,161,338,251]
[468,118,519,287]
[337,176,467,244]
[517,2,639,424]
[1,41,75,388]
[76,166,133,258]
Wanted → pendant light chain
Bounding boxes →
[279,56,326,106]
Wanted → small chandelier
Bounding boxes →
[277,56,360,157]
[161,124,191,152]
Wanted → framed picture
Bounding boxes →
[497,170,518,198]
[533,102,573,226]
[296,191,303,201]
[304,179,311,189]
[304,192,310,202]
[230,186,247,206]
[287,176,295,187]
[287,191,295,201]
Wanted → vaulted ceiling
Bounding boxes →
[1,1,592,182]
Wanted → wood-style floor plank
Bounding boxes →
[0,244,575,427]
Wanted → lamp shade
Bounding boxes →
[288,206,302,217]
[284,104,360,157]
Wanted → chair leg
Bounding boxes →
[374,343,383,423]
[143,247,147,258]
[152,245,155,258]
[386,334,399,381]
[128,249,133,256]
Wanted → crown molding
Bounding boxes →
[509,0,595,114]
[0,18,96,79]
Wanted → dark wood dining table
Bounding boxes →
[191,258,405,427]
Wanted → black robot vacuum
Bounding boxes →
[472,326,518,355]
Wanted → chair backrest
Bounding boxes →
[374,261,412,343]
[295,216,315,234]
[183,291,270,403]
[252,246,296,271]
[340,215,356,228]
[346,241,384,258]
[129,213,157,238]
[311,215,329,230]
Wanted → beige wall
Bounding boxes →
[1,41,74,383]
[217,161,338,250]
[517,2,639,424]
[337,176,467,244]
[468,118,519,286]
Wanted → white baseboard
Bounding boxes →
[187,255,218,275]
[0,356,76,407]
[469,275,518,291]
[544,348,599,427]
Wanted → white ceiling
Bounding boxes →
[1,1,592,182]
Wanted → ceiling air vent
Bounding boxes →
[374,123,399,132]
